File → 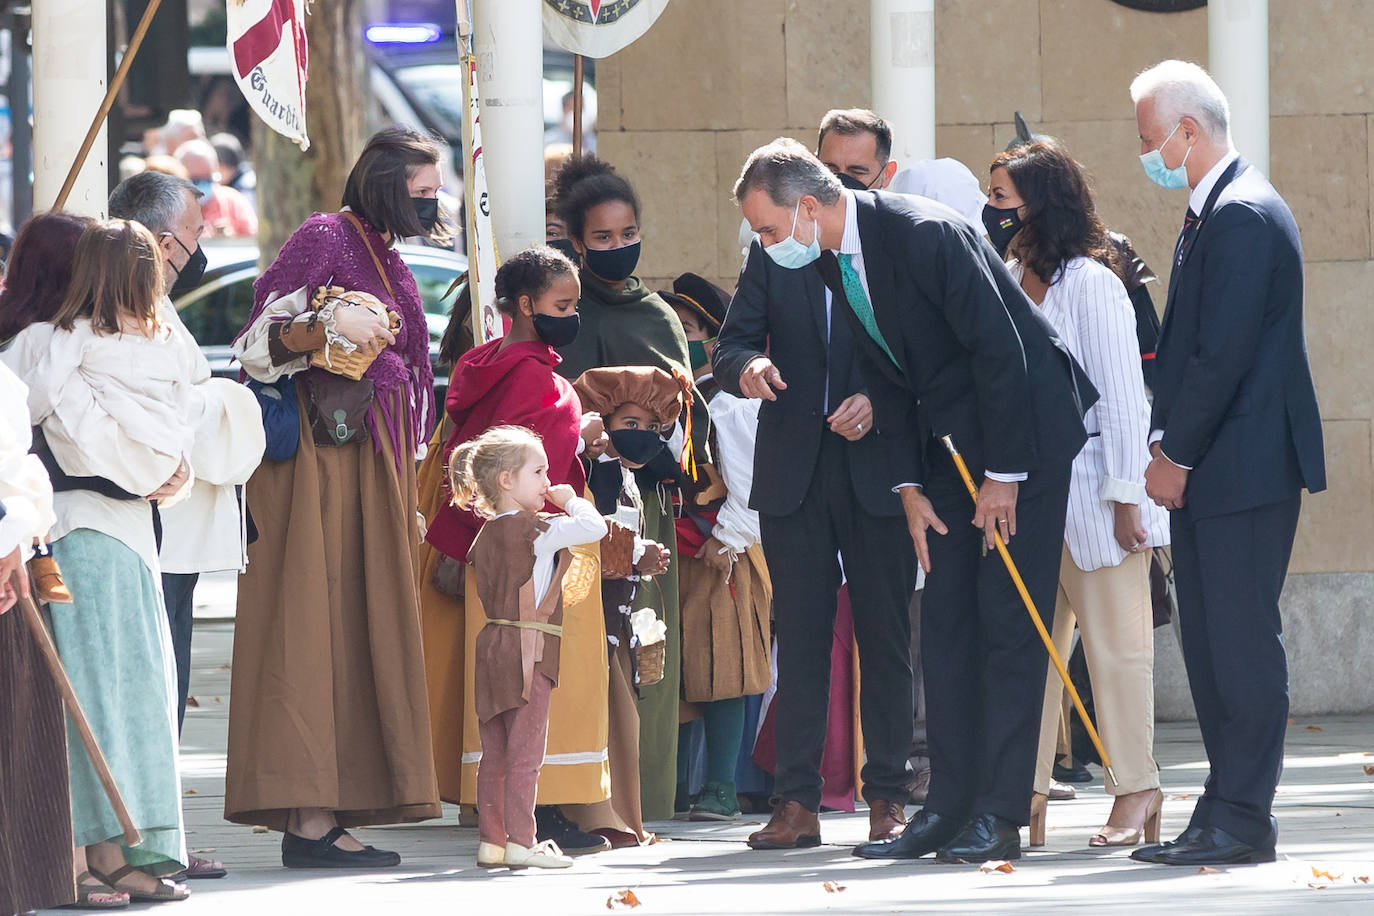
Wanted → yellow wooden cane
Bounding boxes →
[939,436,1118,786]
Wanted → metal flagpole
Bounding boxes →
[939,435,1119,786]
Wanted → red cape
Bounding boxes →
[425,338,586,561]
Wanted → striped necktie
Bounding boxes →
[837,253,898,366]
[1174,208,1200,267]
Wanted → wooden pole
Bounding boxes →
[572,54,584,157]
[938,436,1119,787]
[52,0,163,211]
[12,575,142,847]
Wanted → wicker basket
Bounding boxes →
[309,286,401,381]
[561,547,599,607]
[634,639,665,687]
[600,522,637,580]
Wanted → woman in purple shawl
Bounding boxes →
[225,128,443,868]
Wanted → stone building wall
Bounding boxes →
[594,0,1374,717]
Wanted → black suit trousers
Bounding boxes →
[1170,495,1300,849]
[759,431,918,811]
[920,443,1071,826]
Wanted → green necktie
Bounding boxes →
[838,253,899,366]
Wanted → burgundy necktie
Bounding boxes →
[1174,208,1200,267]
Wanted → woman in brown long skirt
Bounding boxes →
[226,129,445,868]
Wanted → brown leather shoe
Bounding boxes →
[868,798,908,841]
[746,800,820,850]
[907,767,931,805]
[28,554,73,604]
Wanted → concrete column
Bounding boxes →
[32,0,108,217]
[870,0,935,164]
[1208,0,1269,175]
[472,0,543,257]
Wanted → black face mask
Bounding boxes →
[547,238,580,263]
[412,197,439,234]
[981,204,1023,259]
[836,171,881,192]
[609,428,666,466]
[167,235,207,296]
[531,311,581,348]
[583,240,641,283]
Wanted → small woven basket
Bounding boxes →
[309,286,401,381]
[634,640,665,687]
[561,548,599,607]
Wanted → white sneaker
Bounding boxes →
[503,840,573,869]
[477,841,506,867]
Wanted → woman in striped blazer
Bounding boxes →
[982,139,1170,849]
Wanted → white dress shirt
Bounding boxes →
[1149,149,1240,469]
[832,190,1025,485]
[1013,258,1170,570]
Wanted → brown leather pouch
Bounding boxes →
[600,523,637,580]
[303,373,374,447]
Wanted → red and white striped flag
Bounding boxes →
[226,0,310,150]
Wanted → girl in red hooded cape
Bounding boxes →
[418,247,615,854]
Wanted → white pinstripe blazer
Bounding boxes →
[1011,257,1170,572]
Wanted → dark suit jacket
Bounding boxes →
[1152,157,1325,518]
[822,191,1094,490]
[714,242,920,518]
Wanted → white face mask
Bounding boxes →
[763,202,821,270]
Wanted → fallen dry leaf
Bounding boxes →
[1307,725,1323,731]
[1363,764,1374,775]
[1312,867,1342,881]
[1169,794,1193,801]
[822,881,847,893]
[251,825,269,834]
[213,697,223,703]
[216,664,232,672]
[1356,876,1370,884]
[1198,866,1222,875]
[980,860,1015,874]
[185,697,200,708]
[184,789,197,795]
[606,889,641,910]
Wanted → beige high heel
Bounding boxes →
[1089,788,1163,847]
[1028,791,1048,847]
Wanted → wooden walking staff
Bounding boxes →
[572,54,584,156]
[10,572,142,847]
[938,435,1119,787]
[52,0,163,211]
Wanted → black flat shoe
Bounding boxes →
[1130,825,1207,863]
[535,805,611,855]
[852,809,960,860]
[281,827,402,869]
[935,812,1021,864]
[1136,826,1276,866]
[1053,760,1093,784]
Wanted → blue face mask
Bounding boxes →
[763,203,821,269]
[1140,121,1193,190]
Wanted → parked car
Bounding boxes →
[172,238,468,403]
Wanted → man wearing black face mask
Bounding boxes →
[108,174,265,884]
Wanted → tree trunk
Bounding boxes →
[254,0,366,272]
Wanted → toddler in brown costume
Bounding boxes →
[450,425,607,869]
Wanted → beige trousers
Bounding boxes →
[1033,546,1159,796]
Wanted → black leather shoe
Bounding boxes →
[1138,826,1276,866]
[1053,760,1093,784]
[935,812,1021,864]
[853,809,960,860]
[281,827,401,868]
[535,805,611,855]
[1130,825,1207,863]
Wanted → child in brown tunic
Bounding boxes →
[450,425,607,869]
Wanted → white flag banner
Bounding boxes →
[463,54,501,343]
[226,0,310,150]
[542,0,671,59]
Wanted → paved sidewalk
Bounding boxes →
[44,611,1374,914]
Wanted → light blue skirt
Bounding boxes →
[49,529,187,872]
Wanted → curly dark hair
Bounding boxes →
[549,154,641,242]
[493,245,578,316]
[990,139,1119,285]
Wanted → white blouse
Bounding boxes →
[1011,257,1170,572]
[0,363,55,559]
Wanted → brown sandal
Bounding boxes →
[65,871,129,909]
[89,865,189,903]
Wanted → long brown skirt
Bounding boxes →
[225,389,442,829]
[678,543,773,703]
[0,606,76,913]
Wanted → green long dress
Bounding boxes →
[557,271,710,822]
